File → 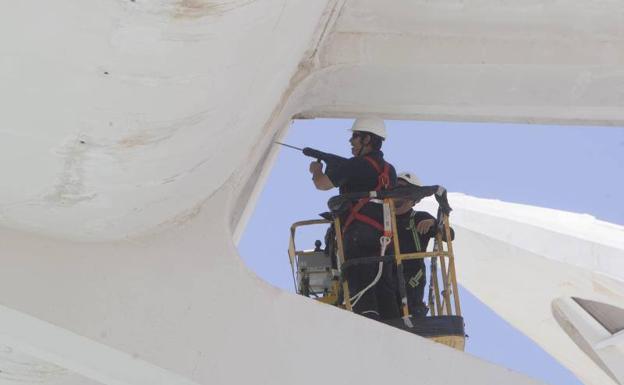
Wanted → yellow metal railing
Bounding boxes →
[287,199,461,318]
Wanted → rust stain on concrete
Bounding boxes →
[117,131,172,149]
[173,0,256,19]
[175,0,220,19]
[0,345,68,382]
[117,109,212,149]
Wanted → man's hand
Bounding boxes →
[309,161,323,175]
[416,219,435,234]
[309,161,334,191]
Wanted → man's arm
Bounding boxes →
[310,161,335,190]
[414,211,455,241]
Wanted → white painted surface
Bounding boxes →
[0,186,545,385]
[2,0,624,241]
[0,0,330,241]
[1,1,624,384]
[418,194,624,385]
[299,0,624,125]
[552,298,624,385]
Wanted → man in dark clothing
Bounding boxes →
[309,118,399,321]
[394,172,455,317]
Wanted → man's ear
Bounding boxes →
[363,134,371,145]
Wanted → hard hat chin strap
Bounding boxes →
[357,136,371,157]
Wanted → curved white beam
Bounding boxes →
[0,304,198,385]
[417,194,624,385]
[0,186,545,385]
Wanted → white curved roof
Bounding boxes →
[2,0,624,241]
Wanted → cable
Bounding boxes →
[349,261,383,307]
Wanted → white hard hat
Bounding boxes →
[397,172,421,186]
[349,118,387,139]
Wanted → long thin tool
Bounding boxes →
[275,141,303,151]
[275,142,347,170]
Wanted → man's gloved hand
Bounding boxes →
[416,219,435,234]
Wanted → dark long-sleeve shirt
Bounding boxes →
[326,150,397,226]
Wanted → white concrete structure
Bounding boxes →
[1,1,623,384]
[420,195,624,385]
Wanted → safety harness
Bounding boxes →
[407,211,425,290]
[344,156,394,309]
[408,211,423,253]
[342,156,391,235]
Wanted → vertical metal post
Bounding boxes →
[438,243,452,316]
[431,236,443,316]
[389,199,410,318]
[288,226,298,293]
[333,217,352,311]
[444,214,461,316]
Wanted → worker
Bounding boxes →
[309,118,399,321]
[394,172,454,317]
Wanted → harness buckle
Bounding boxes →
[379,235,391,257]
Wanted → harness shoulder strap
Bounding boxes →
[408,211,422,252]
[363,156,383,173]
[362,156,390,190]
[343,156,392,234]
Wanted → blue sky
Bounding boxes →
[238,119,624,385]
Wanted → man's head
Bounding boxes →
[397,172,421,187]
[395,172,422,214]
[348,118,386,156]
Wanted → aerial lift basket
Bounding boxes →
[288,185,466,350]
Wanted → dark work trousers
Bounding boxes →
[402,258,427,316]
[343,222,400,321]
